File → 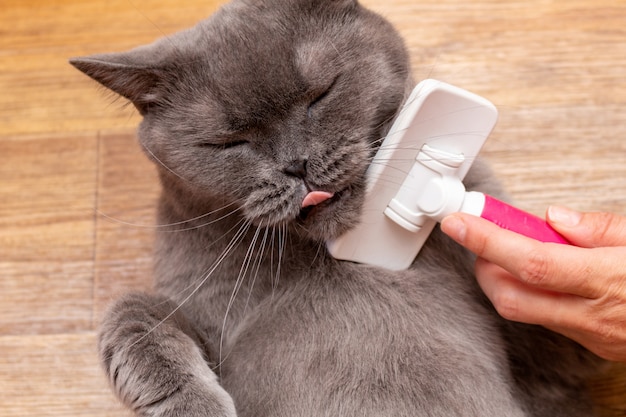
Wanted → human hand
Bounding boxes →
[441,206,626,362]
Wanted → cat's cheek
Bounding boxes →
[242,189,302,227]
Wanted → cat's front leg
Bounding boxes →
[98,292,237,417]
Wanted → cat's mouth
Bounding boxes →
[297,190,344,222]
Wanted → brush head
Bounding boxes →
[326,79,498,270]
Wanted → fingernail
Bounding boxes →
[441,215,466,243]
[547,206,582,227]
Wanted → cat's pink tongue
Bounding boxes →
[302,191,334,208]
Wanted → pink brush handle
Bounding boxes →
[481,194,570,244]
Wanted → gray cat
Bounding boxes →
[71,0,603,416]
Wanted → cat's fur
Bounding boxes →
[71,0,603,415]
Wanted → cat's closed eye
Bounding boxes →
[196,139,249,150]
[307,77,338,118]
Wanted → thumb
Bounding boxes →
[546,206,626,248]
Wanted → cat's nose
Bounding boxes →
[284,158,308,179]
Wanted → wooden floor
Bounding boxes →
[1,0,625,415]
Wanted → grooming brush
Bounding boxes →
[327,79,568,271]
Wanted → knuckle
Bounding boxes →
[586,211,626,247]
[577,299,626,360]
[517,248,551,287]
[469,228,490,258]
[491,289,521,321]
[594,321,617,345]
[587,322,620,360]
[590,212,616,245]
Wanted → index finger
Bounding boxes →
[441,213,607,299]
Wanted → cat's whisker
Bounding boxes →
[243,224,271,314]
[364,171,409,188]
[267,224,282,293]
[373,133,491,152]
[361,135,485,162]
[292,217,311,236]
[367,107,402,138]
[251,224,269,275]
[105,219,252,364]
[94,200,243,230]
[311,240,325,268]
[327,39,342,63]
[269,225,277,287]
[368,95,496,149]
[273,222,287,292]
[156,218,251,307]
[169,206,245,233]
[218,222,263,366]
[365,156,481,187]
[366,90,426,148]
[139,142,189,183]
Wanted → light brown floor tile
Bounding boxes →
[0,134,97,335]
[0,332,131,417]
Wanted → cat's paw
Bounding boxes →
[139,380,238,417]
[98,292,237,417]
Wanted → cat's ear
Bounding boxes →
[70,49,164,115]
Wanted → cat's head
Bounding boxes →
[71,0,411,241]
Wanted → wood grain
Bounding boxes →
[1,0,624,415]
